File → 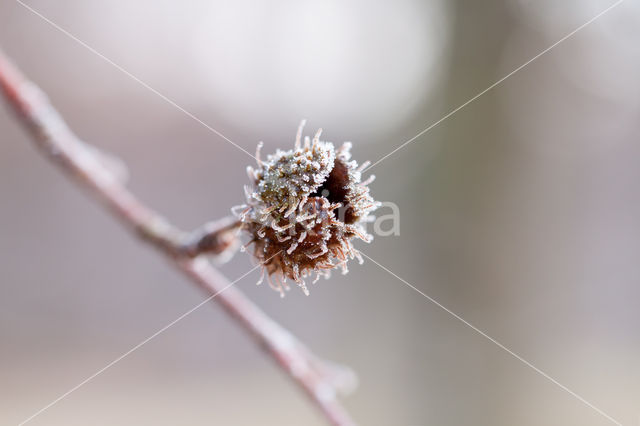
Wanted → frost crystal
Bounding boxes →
[234,121,379,297]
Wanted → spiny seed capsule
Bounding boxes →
[233,121,379,297]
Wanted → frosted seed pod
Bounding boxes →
[233,121,379,296]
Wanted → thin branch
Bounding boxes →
[178,216,243,258]
[0,48,357,426]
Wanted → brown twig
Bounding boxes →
[178,216,243,257]
[0,48,357,426]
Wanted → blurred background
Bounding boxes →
[1,0,639,425]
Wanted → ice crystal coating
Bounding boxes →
[233,121,379,297]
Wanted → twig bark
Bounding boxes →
[0,48,357,426]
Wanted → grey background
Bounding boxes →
[1,1,639,425]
